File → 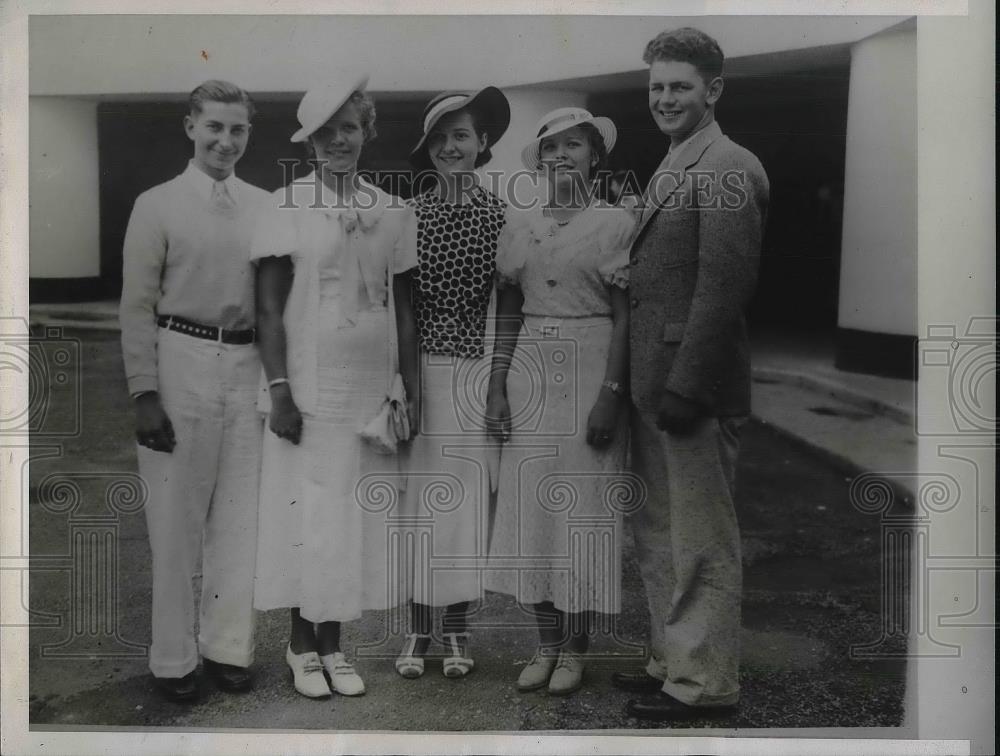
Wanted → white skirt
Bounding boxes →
[400,351,499,607]
[485,315,627,614]
[254,292,407,622]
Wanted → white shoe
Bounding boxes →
[548,651,584,696]
[286,645,331,699]
[321,651,366,696]
[517,648,558,692]
[395,633,429,679]
[442,633,474,678]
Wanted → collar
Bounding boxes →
[420,183,494,209]
[294,170,385,228]
[664,120,723,170]
[184,161,240,204]
[526,200,606,242]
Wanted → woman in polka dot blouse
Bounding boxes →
[394,87,511,680]
[484,107,636,696]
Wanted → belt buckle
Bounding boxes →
[539,319,560,338]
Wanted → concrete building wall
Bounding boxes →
[29,97,101,280]
[29,15,905,98]
[835,22,917,377]
[838,25,917,337]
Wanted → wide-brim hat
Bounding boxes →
[520,107,617,171]
[409,86,511,170]
[290,73,370,143]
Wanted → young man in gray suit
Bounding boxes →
[613,27,769,720]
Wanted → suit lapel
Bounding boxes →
[630,121,726,250]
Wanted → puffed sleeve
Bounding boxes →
[250,188,298,262]
[495,208,531,287]
[596,205,635,289]
[393,203,418,274]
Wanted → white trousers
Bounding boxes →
[137,328,262,678]
[629,409,745,706]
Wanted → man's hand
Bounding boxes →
[134,392,176,452]
[269,384,303,445]
[655,389,706,435]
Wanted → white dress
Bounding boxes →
[485,203,635,615]
[252,174,418,622]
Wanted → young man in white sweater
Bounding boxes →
[120,80,269,702]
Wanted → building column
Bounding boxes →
[835,22,917,379]
[29,97,102,302]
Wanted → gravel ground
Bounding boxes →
[27,329,909,731]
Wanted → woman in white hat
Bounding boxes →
[252,75,420,699]
[393,87,510,681]
[485,107,636,696]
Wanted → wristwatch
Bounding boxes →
[601,380,626,397]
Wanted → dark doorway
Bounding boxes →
[97,95,427,297]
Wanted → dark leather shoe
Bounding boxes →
[611,670,664,693]
[626,692,737,721]
[203,659,253,693]
[153,671,199,703]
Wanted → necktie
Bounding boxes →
[211,181,236,212]
[333,208,379,327]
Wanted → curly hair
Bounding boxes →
[345,89,378,144]
[303,89,378,163]
[189,80,256,121]
[576,122,609,177]
[642,27,725,81]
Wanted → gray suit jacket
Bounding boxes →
[628,121,769,416]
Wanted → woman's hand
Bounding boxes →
[586,388,623,449]
[269,384,303,444]
[485,390,512,443]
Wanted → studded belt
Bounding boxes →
[156,315,255,344]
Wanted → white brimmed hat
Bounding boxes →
[290,73,370,143]
[520,107,617,171]
[409,86,511,170]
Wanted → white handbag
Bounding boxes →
[359,215,410,454]
[360,373,410,454]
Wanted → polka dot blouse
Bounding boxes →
[409,186,508,358]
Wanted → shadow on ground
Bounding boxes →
[27,330,909,731]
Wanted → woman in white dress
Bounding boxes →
[394,87,510,680]
[486,108,635,696]
[253,75,420,699]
